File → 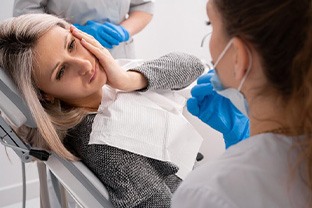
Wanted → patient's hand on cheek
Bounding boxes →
[70,26,147,91]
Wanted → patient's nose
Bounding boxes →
[74,58,92,76]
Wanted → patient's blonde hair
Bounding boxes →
[0,14,88,160]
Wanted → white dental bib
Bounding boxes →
[89,85,203,179]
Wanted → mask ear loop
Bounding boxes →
[237,46,253,91]
[213,39,234,68]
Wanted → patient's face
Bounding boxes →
[33,26,107,108]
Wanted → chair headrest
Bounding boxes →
[0,68,36,128]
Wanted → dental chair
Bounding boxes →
[0,68,114,208]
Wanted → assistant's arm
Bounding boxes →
[13,0,47,16]
[121,11,153,37]
[74,0,154,49]
[121,0,155,36]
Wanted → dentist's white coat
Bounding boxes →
[172,133,309,208]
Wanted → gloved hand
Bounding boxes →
[74,21,130,49]
[187,70,250,148]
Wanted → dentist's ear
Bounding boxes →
[232,37,250,82]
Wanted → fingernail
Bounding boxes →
[70,25,76,31]
[81,38,86,43]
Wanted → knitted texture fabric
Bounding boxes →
[64,115,181,208]
[64,52,205,208]
[130,52,205,91]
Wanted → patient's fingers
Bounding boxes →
[71,26,113,62]
[71,26,133,90]
[70,26,101,48]
[70,25,91,40]
[80,38,112,59]
[80,38,133,90]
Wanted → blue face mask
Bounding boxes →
[210,39,252,116]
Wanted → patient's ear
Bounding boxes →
[40,91,55,103]
[232,37,250,82]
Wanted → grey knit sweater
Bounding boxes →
[64,52,205,208]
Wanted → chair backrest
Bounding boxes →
[0,67,113,208]
[0,68,35,162]
[0,69,36,128]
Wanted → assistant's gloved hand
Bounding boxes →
[187,70,250,149]
[74,21,130,49]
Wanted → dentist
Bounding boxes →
[173,0,312,207]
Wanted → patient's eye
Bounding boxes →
[68,39,76,51]
[56,66,65,80]
[55,39,75,80]
[206,21,211,26]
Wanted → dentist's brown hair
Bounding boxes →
[213,0,312,200]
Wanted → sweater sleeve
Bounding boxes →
[129,52,205,91]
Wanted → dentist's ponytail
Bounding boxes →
[286,10,312,191]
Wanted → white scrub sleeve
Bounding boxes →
[129,0,155,14]
[13,0,47,17]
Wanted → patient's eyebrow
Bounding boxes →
[50,33,70,79]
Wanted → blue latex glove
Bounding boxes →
[187,70,250,148]
[74,21,130,49]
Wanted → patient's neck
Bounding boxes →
[65,89,102,111]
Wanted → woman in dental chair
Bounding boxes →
[0,13,208,208]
